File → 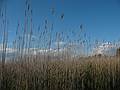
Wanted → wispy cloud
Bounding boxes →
[54,41,66,46]
[0,43,17,53]
[92,42,118,56]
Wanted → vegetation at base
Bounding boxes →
[0,56,120,90]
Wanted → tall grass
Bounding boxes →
[0,0,120,90]
[1,57,120,90]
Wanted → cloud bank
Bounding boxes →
[92,42,119,56]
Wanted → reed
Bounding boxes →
[0,0,120,90]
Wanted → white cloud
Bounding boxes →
[54,41,66,46]
[92,42,118,56]
[1,41,119,59]
[0,44,17,53]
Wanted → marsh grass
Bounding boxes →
[1,0,120,90]
[1,57,120,90]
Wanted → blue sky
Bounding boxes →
[1,0,120,46]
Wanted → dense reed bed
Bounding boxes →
[0,56,120,90]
